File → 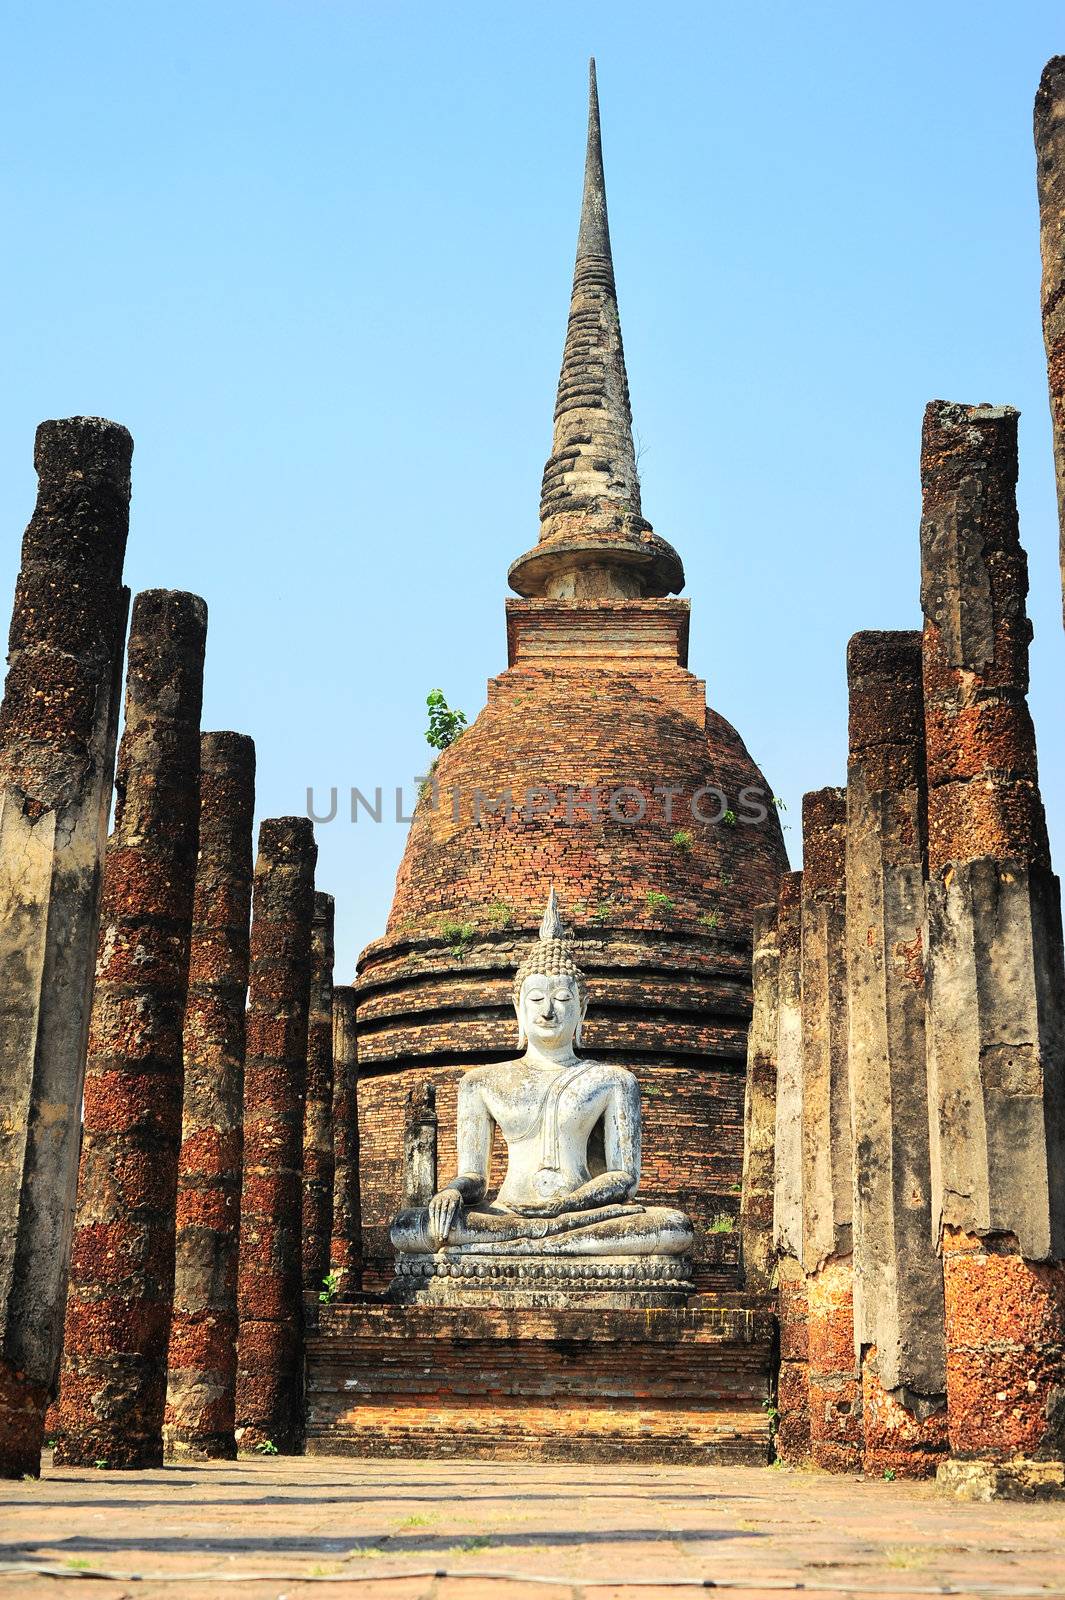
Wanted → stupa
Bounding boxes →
[353,60,787,1292]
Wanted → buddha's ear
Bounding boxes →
[575,992,589,1048]
[514,997,526,1048]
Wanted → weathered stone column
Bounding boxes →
[403,1084,438,1207]
[0,419,131,1478]
[921,400,1065,1489]
[165,731,255,1459]
[235,817,317,1455]
[741,902,779,1294]
[53,589,207,1469]
[330,987,362,1297]
[800,789,861,1473]
[846,631,947,1478]
[771,872,808,1464]
[1035,57,1065,627]
[302,892,335,1303]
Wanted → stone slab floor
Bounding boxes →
[0,1453,1062,1599]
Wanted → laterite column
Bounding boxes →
[771,872,809,1464]
[741,902,779,1294]
[234,817,317,1454]
[846,631,947,1477]
[921,400,1065,1491]
[302,892,335,1302]
[330,987,363,1297]
[54,590,207,1468]
[1035,56,1065,625]
[0,418,131,1477]
[165,731,256,1458]
[800,789,861,1473]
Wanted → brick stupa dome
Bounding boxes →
[355,62,788,1288]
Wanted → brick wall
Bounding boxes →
[306,1297,774,1465]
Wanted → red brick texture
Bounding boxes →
[165,730,255,1460]
[942,1231,1065,1461]
[806,1260,863,1473]
[306,1298,774,1465]
[861,1348,947,1480]
[234,817,317,1455]
[302,893,335,1298]
[0,1367,48,1481]
[53,590,207,1469]
[775,1266,810,1465]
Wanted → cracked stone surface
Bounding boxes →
[0,1453,1063,1598]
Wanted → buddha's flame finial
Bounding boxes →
[514,887,585,1006]
[539,885,565,942]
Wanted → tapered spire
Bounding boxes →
[509,59,683,600]
[576,58,611,261]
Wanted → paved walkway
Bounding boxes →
[0,1453,1062,1598]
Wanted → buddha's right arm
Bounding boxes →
[447,1077,493,1203]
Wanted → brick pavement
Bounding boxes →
[0,1452,1062,1599]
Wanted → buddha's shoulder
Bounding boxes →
[458,1059,523,1090]
[577,1059,639,1092]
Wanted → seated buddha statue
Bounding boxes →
[390,891,693,1262]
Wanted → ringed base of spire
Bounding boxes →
[508,530,684,599]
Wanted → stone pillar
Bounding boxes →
[165,731,255,1460]
[921,400,1065,1487]
[234,817,317,1455]
[800,789,861,1473]
[1035,57,1065,627]
[53,590,207,1469]
[771,872,808,1464]
[846,631,947,1478]
[302,893,335,1302]
[741,902,779,1293]
[330,987,363,1297]
[0,419,131,1478]
[403,1084,438,1208]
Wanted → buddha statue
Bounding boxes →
[390,892,693,1301]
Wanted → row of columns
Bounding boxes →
[0,418,362,1476]
[742,401,1065,1488]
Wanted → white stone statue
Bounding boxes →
[391,891,693,1268]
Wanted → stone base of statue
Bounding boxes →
[390,1249,695,1309]
[306,1293,776,1465]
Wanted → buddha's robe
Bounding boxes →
[391,1057,693,1257]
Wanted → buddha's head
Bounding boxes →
[513,890,588,1052]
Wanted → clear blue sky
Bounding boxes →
[2,2,1064,981]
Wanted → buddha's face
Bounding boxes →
[517,972,586,1054]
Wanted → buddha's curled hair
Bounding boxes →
[512,887,587,1008]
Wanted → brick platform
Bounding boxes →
[305,1294,774,1465]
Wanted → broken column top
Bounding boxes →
[508,59,683,600]
[0,416,133,816]
[34,417,132,485]
[847,630,925,793]
[1035,56,1065,152]
[801,788,847,896]
[125,591,208,724]
[202,729,255,765]
[259,816,316,860]
[920,399,1048,872]
[751,899,779,949]
[920,401,1025,687]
